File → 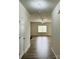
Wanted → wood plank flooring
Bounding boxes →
[22,36,56,59]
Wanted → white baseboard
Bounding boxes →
[19,43,30,59]
[51,48,58,59]
[24,43,30,54]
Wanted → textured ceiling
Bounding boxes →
[20,0,59,18]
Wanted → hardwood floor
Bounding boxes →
[22,36,56,59]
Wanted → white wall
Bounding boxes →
[19,2,30,59]
[31,22,52,36]
[51,2,60,59]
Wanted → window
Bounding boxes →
[38,25,47,33]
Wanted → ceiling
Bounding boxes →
[20,0,59,19]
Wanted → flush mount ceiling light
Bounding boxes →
[30,0,48,10]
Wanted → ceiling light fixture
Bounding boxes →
[30,0,48,10]
[38,11,45,24]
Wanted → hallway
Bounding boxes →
[19,0,60,59]
[22,36,56,59]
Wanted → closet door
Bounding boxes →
[19,16,25,57]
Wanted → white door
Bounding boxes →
[19,16,25,57]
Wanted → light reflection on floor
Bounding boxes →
[36,37,49,58]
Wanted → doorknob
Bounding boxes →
[23,37,25,40]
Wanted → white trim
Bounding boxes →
[24,43,30,54]
[51,48,58,59]
[19,44,30,59]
